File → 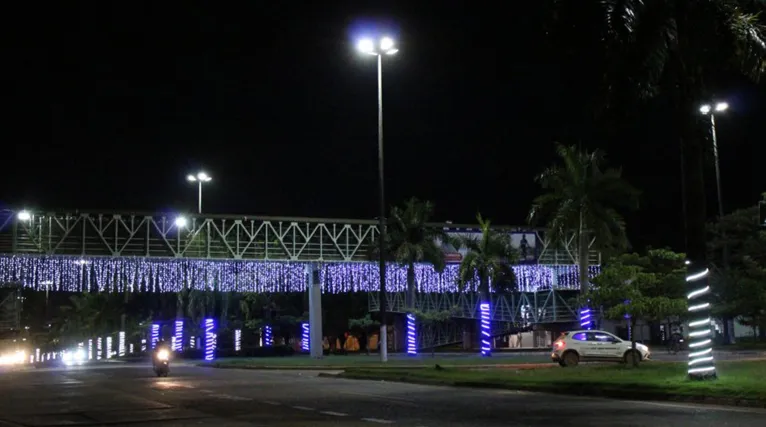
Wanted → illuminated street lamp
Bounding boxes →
[699,101,732,343]
[17,211,31,221]
[357,36,398,363]
[186,172,212,214]
[174,216,188,229]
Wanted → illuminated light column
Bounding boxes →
[118,331,126,357]
[686,267,716,379]
[189,336,196,349]
[204,318,216,361]
[307,263,323,359]
[234,329,242,352]
[262,326,272,347]
[150,324,160,349]
[35,348,40,362]
[479,302,491,356]
[87,339,93,360]
[580,308,592,329]
[106,336,113,359]
[174,320,183,352]
[141,339,147,352]
[97,337,103,360]
[406,313,417,355]
[129,343,134,354]
[301,323,310,352]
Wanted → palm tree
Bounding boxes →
[455,214,518,356]
[529,143,640,294]
[386,198,450,309]
[550,0,766,263]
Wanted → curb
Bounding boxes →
[199,362,557,371]
[325,372,766,409]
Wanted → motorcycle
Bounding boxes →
[153,348,170,377]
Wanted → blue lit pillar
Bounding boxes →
[262,325,272,347]
[579,307,593,330]
[301,323,310,352]
[406,313,417,355]
[686,265,716,379]
[174,320,183,352]
[234,329,242,352]
[150,324,160,349]
[307,264,323,359]
[479,302,491,356]
[204,318,216,361]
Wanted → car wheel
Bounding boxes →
[562,351,579,367]
[558,361,566,367]
[624,350,641,366]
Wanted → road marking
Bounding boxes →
[261,400,281,406]
[361,418,395,424]
[216,394,252,401]
[292,405,314,411]
[320,411,348,417]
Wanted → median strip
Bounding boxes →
[324,360,766,409]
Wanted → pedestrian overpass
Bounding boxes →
[0,209,600,349]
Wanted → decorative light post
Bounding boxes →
[186,172,212,214]
[686,261,716,379]
[357,36,398,362]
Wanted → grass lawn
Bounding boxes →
[339,360,766,407]
[207,353,551,369]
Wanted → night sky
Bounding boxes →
[4,2,765,254]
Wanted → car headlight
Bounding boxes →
[157,349,170,361]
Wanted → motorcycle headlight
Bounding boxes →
[157,349,170,361]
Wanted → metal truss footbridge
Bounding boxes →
[0,210,599,334]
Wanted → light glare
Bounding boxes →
[715,102,728,112]
[358,38,374,53]
[699,104,711,114]
[174,216,187,228]
[380,37,394,50]
[17,211,31,221]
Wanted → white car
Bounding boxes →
[551,330,651,367]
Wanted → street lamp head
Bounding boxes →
[715,102,728,112]
[197,172,211,182]
[699,104,711,115]
[186,174,197,182]
[357,36,398,55]
[17,210,31,221]
[357,38,375,54]
[174,216,187,228]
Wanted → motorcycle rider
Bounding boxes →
[153,339,171,367]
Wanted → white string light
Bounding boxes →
[234,329,242,352]
[118,331,126,357]
[686,267,716,379]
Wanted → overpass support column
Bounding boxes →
[307,263,323,359]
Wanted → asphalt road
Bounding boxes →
[1,363,765,426]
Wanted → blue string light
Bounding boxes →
[0,255,597,294]
[150,324,160,349]
[686,267,716,379]
[479,302,491,356]
[234,329,242,352]
[579,307,592,330]
[301,323,309,352]
[262,326,272,347]
[204,318,216,361]
[174,320,183,352]
[406,313,417,355]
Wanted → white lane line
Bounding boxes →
[261,400,281,406]
[216,394,252,401]
[361,418,395,424]
[292,406,314,411]
[320,411,348,417]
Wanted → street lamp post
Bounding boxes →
[186,172,212,214]
[358,36,398,363]
[699,101,732,344]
